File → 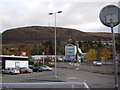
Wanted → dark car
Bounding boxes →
[29,65,33,69]
[32,66,42,72]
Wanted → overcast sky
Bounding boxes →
[0,0,119,33]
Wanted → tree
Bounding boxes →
[2,49,19,55]
[85,49,97,60]
[96,48,102,60]
[21,45,34,55]
[48,40,54,55]
[85,48,112,61]
[100,48,112,61]
[2,50,11,55]
[67,38,75,44]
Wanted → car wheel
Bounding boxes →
[40,70,43,72]
[10,72,13,75]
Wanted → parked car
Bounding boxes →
[2,67,20,75]
[40,66,53,71]
[29,65,33,69]
[16,67,26,73]
[32,66,43,72]
[21,67,33,73]
[93,61,102,66]
[49,62,55,65]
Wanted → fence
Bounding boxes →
[1,82,90,90]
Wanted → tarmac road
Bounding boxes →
[2,67,119,89]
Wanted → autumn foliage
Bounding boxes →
[85,48,112,61]
[85,49,97,60]
[100,48,111,60]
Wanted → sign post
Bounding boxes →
[99,5,120,90]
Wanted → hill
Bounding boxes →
[2,26,113,45]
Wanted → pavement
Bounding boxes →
[57,62,120,75]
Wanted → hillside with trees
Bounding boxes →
[2,26,120,56]
[2,26,113,44]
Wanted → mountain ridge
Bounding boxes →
[2,26,118,45]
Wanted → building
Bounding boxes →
[0,55,28,69]
[32,55,65,61]
[65,44,77,61]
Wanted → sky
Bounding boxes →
[0,0,119,33]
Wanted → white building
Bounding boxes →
[65,44,77,61]
[0,55,28,69]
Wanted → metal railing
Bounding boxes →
[1,82,90,90]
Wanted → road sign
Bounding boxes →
[99,5,120,27]
[99,5,120,90]
[21,52,26,56]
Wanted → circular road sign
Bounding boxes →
[99,5,120,27]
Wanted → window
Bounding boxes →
[15,62,20,67]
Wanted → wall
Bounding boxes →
[5,60,28,68]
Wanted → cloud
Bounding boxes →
[0,0,119,33]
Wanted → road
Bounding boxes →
[2,67,119,89]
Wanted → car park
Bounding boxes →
[40,66,53,71]
[2,67,20,75]
[93,61,102,66]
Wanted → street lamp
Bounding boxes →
[75,41,79,70]
[49,11,62,78]
[43,52,45,66]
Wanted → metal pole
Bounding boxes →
[55,13,57,78]
[76,41,79,69]
[49,11,62,79]
[43,52,45,66]
[111,26,119,90]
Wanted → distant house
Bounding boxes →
[0,55,28,69]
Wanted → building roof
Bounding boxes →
[0,55,28,59]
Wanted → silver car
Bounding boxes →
[2,67,20,75]
[41,66,53,71]
[93,61,102,66]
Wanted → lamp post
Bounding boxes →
[49,11,62,78]
[43,52,45,66]
[75,41,79,70]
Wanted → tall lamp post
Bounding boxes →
[75,41,79,70]
[43,52,45,66]
[49,11,62,78]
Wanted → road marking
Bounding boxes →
[66,77,77,80]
